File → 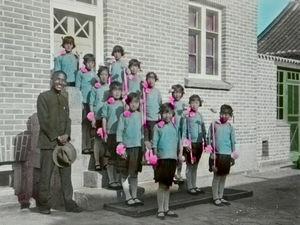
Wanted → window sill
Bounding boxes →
[184,78,232,90]
[276,120,290,127]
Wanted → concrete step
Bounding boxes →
[103,186,253,218]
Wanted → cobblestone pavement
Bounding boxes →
[0,168,300,225]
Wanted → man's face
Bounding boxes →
[52,73,66,92]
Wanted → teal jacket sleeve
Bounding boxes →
[116,115,124,143]
[37,93,58,141]
[101,102,108,119]
[231,126,236,151]
[75,71,82,89]
[152,125,159,150]
[201,114,207,142]
[54,56,61,71]
[89,88,96,112]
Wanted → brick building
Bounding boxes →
[0,0,298,203]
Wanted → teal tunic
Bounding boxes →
[101,100,124,134]
[54,53,78,83]
[75,70,97,104]
[89,84,109,117]
[116,111,142,148]
[174,100,185,135]
[111,61,125,84]
[208,121,236,155]
[182,112,206,143]
[128,75,142,94]
[152,122,179,160]
[146,88,162,121]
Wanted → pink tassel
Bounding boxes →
[108,77,112,84]
[204,145,214,153]
[171,117,176,124]
[142,81,149,89]
[116,144,126,155]
[169,96,175,105]
[123,68,128,92]
[231,151,239,159]
[87,112,94,121]
[123,110,131,117]
[107,97,115,104]
[158,120,165,128]
[190,150,195,164]
[97,128,106,139]
[60,50,66,55]
[81,67,88,73]
[145,149,158,166]
[94,82,101,88]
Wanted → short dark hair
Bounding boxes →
[109,81,122,92]
[128,59,141,69]
[111,45,124,56]
[97,66,109,78]
[51,70,67,80]
[171,84,184,95]
[61,36,76,48]
[189,94,203,106]
[146,72,158,81]
[125,92,140,105]
[220,104,233,116]
[159,103,175,117]
[83,53,95,65]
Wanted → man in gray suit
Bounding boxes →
[36,71,82,214]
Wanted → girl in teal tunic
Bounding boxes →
[208,104,237,206]
[76,54,97,154]
[124,59,142,95]
[110,45,126,85]
[54,36,78,86]
[116,93,143,206]
[89,66,110,171]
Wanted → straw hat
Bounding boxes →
[53,143,77,167]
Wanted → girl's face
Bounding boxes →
[129,65,139,75]
[129,98,140,112]
[114,51,122,61]
[111,88,122,99]
[190,100,200,112]
[63,43,73,52]
[173,90,183,101]
[146,76,156,87]
[220,113,231,123]
[161,110,173,123]
[99,70,108,84]
[85,60,95,71]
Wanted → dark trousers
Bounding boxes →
[144,120,157,142]
[38,149,77,210]
[82,103,92,151]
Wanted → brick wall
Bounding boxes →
[257,57,290,167]
[0,0,51,160]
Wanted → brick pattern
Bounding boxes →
[257,58,290,165]
[0,0,51,138]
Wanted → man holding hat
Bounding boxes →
[37,70,82,214]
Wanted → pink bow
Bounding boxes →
[171,117,176,124]
[169,96,175,105]
[60,50,66,55]
[116,144,126,155]
[97,128,106,139]
[158,120,165,128]
[110,56,116,64]
[108,77,112,84]
[81,67,88,73]
[145,149,158,166]
[183,138,192,148]
[87,112,94,121]
[128,74,135,80]
[107,97,115,104]
[123,110,131,117]
[190,151,196,164]
[188,108,195,117]
[142,81,151,93]
[94,82,101,88]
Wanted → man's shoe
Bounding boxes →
[66,206,83,213]
[39,209,51,214]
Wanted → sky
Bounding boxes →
[258,0,291,35]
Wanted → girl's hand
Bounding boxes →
[121,152,127,159]
[144,141,152,150]
[91,118,96,128]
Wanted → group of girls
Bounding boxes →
[54,36,238,220]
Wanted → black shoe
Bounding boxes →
[66,206,83,213]
[39,209,51,214]
[20,202,30,209]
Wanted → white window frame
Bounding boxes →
[50,0,104,68]
[188,2,222,80]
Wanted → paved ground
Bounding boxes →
[0,167,299,225]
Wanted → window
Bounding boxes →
[188,3,221,79]
[277,71,284,120]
